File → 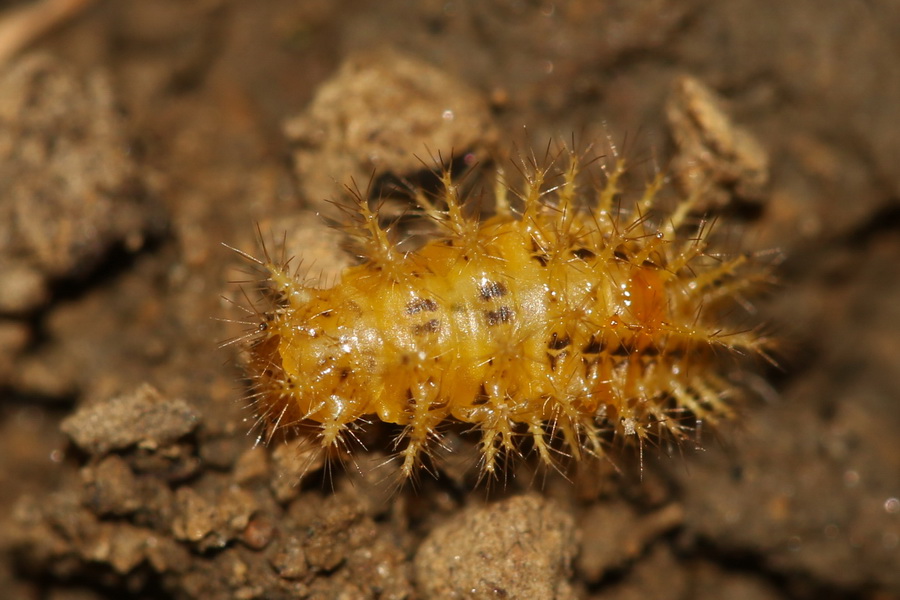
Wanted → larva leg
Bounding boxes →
[558,414,585,461]
[579,418,605,460]
[479,413,516,477]
[546,394,593,461]
[526,416,554,468]
[319,409,348,453]
[398,382,440,479]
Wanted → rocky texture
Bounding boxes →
[284,48,499,217]
[0,53,161,314]
[415,494,578,600]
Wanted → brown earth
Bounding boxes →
[1,1,898,599]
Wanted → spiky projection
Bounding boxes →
[240,148,771,482]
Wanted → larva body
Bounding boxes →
[244,152,768,480]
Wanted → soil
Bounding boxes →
[1,1,899,599]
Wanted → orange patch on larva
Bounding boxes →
[237,147,772,483]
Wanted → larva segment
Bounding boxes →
[242,149,772,483]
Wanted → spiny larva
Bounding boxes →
[234,146,773,483]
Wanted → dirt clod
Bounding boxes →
[284,47,499,217]
[577,500,684,582]
[171,486,258,551]
[666,74,770,210]
[61,384,200,456]
[0,53,161,311]
[414,493,577,600]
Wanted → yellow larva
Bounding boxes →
[237,147,771,482]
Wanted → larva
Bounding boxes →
[236,146,771,482]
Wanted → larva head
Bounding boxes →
[247,263,373,445]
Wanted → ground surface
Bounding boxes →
[0,1,898,599]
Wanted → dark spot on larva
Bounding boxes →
[413,319,441,335]
[546,352,558,371]
[473,384,490,405]
[610,343,632,357]
[642,259,660,268]
[485,306,513,326]
[339,368,351,380]
[406,297,439,314]
[548,332,571,350]
[583,357,597,379]
[257,322,267,332]
[572,247,595,260]
[529,239,551,266]
[639,343,660,356]
[479,281,507,300]
[320,310,333,317]
[582,335,604,354]
[613,249,628,261]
